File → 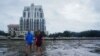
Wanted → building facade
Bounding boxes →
[20,3,46,35]
[8,24,19,37]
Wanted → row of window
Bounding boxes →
[23,11,43,18]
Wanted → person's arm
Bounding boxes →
[25,34,27,40]
[33,34,36,44]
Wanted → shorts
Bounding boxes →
[36,41,42,47]
[26,41,33,45]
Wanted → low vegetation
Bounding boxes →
[49,30,100,37]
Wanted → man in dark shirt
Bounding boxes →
[35,31,44,55]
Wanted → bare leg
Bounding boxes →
[37,47,42,55]
[29,45,32,52]
[25,45,29,56]
[26,44,33,56]
[32,44,34,51]
[40,47,42,53]
[35,45,37,51]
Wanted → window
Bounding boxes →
[23,12,26,17]
[37,12,39,17]
[28,12,30,18]
[39,8,41,11]
[40,13,43,18]
[34,12,36,18]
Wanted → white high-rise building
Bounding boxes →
[20,3,46,35]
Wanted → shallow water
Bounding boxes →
[0,40,100,56]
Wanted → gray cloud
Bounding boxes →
[91,0,100,13]
[0,0,100,33]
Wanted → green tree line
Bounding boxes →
[0,30,9,36]
[49,30,100,37]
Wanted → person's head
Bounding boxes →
[27,30,31,34]
[37,30,41,35]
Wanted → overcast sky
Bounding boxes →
[0,0,100,33]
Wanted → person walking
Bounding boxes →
[35,31,44,55]
[25,30,35,56]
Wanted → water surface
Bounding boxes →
[0,40,100,56]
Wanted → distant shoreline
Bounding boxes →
[0,37,100,40]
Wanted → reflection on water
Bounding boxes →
[0,40,100,56]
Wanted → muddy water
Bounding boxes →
[0,40,100,56]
